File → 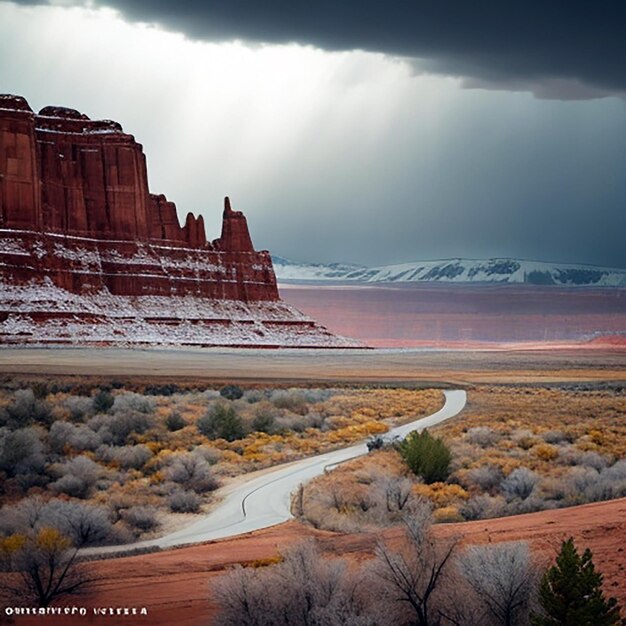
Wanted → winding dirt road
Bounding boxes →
[84,389,466,554]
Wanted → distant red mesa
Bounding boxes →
[0,95,355,347]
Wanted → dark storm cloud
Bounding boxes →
[9,0,626,98]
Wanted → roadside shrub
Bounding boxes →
[48,475,88,499]
[301,388,334,403]
[51,420,72,443]
[512,429,539,451]
[165,411,187,431]
[466,426,499,447]
[93,390,114,413]
[466,465,504,493]
[63,396,93,423]
[193,446,221,465]
[500,467,538,502]
[560,460,626,503]
[300,470,428,532]
[37,500,118,547]
[378,475,415,515]
[48,455,103,499]
[270,389,308,415]
[566,467,599,494]
[434,506,463,523]
[533,443,559,461]
[398,429,452,483]
[542,430,570,444]
[167,489,201,513]
[0,426,46,478]
[103,444,153,470]
[89,410,152,446]
[459,495,505,521]
[3,389,52,428]
[219,385,244,401]
[197,404,245,441]
[603,459,626,482]
[459,541,538,626]
[503,496,550,516]
[559,449,610,471]
[275,412,323,433]
[49,421,101,453]
[212,541,366,626]
[251,409,276,434]
[0,497,119,547]
[121,505,159,532]
[243,389,265,403]
[165,452,218,493]
[112,392,155,415]
[143,383,180,396]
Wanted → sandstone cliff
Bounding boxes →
[0,95,356,347]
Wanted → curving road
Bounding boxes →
[84,389,466,554]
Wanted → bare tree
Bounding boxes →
[212,540,375,626]
[370,503,458,626]
[457,541,539,626]
[166,452,219,493]
[500,468,539,502]
[0,496,119,547]
[380,475,413,513]
[212,563,275,626]
[0,527,92,608]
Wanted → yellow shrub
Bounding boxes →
[150,470,165,484]
[245,555,283,568]
[0,533,27,555]
[434,506,463,523]
[145,441,163,454]
[533,443,559,461]
[413,482,469,507]
[588,429,605,445]
[36,527,71,552]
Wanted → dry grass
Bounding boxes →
[0,382,443,541]
[437,385,626,475]
[298,384,626,529]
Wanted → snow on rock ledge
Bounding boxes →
[0,95,356,348]
[0,279,359,348]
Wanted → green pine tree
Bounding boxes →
[398,429,451,483]
[531,537,622,626]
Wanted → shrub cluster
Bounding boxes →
[399,430,452,484]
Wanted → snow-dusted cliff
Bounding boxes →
[0,279,359,347]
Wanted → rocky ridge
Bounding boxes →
[273,256,626,287]
[0,95,354,347]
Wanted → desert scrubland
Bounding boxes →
[0,349,624,625]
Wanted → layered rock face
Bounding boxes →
[0,95,355,347]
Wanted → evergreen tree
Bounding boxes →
[532,537,622,626]
[398,429,451,483]
[197,404,245,441]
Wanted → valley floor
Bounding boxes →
[0,346,624,385]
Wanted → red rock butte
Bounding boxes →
[0,95,356,347]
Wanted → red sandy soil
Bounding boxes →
[7,498,626,626]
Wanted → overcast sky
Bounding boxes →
[1,0,625,268]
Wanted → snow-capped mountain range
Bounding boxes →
[272,256,626,287]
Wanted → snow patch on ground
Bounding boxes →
[0,280,359,348]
